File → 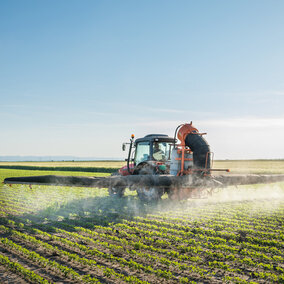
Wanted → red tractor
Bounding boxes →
[109,122,215,200]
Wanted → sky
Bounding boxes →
[0,0,283,160]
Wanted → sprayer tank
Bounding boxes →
[170,147,193,175]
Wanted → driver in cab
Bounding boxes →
[153,142,166,161]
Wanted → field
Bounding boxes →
[0,161,284,283]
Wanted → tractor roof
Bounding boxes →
[135,134,175,144]
[144,134,169,138]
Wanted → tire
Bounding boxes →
[136,187,164,202]
[108,187,125,197]
[133,162,156,175]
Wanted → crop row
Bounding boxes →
[0,225,152,284]
[0,236,99,283]
[0,253,50,284]
[142,213,284,237]
[132,217,284,247]
[3,217,284,283]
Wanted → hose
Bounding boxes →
[185,133,211,170]
[173,124,183,148]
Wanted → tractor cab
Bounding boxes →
[120,134,175,176]
[134,134,175,165]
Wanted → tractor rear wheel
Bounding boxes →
[108,187,125,198]
[136,187,164,202]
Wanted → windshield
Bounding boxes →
[153,142,172,161]
[134,142,150,164]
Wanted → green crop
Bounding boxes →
[0,165,284,283]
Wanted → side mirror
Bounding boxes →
[122,143,126,151]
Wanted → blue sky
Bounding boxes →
[0,0,283,159]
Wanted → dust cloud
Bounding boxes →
[209,183,284,203]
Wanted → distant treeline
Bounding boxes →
[0,165,119,173]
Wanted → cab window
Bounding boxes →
[134,142,150,165]
[153,142,171,161]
